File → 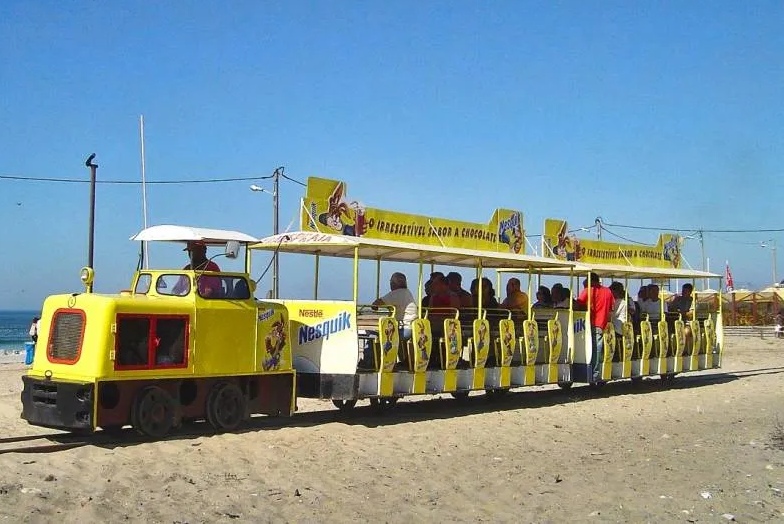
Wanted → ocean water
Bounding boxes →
[0,310,39,356]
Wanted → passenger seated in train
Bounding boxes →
[668,283,694,349]
[640,284,662,322]
[501,277,528,312]
[610,281,628,359]
[470,277,500,309]
[426,273,458,368]
[447,272,472,308]
[668,283,693,317]
[551,283,571,309]
[531,285,552,308]
[373,271,417,346]
[421,278,433,308]
[633,285,648,323]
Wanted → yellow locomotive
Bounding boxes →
[20,226,296,437]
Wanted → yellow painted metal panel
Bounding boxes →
[413,372,427,394]
[380,372,395,396]
[524,365,536,385]
[443,370,457,392]
[500,366,511,387]
[472,368,486,389]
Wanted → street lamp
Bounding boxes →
[761,239,778,285]
[250,171,281,298]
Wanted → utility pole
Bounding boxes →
[595,217,602,241]
[272,167,281,299]
[250,167,283,299]
[763,239,778,285]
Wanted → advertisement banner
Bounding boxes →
[301,177,526,254]
[285,300,359,374]
[542,218,682,268]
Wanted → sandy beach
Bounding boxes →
[1,336,783,523]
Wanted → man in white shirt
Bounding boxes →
[373,272,417,340]
[609,282,628,336]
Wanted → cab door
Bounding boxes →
[193,274,257,375]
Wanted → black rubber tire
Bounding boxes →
[331,399,358,411]
[485,388,509,401]
[450,390,470,401]
[557,381,573,390]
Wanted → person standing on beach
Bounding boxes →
[29,317,39,343]
[576,273,614,384]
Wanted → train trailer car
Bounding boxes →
[20,226,296,437]
[251,231,577,410]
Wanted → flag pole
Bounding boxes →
[140,115,150,268]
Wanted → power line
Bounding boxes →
[281,173,306,187]
[603,220,784,234]
[599,225,649,245]
[0,172,309,186]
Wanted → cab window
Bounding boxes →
[134,274,152,294]
[197,275,252,300]
[157,274,190,296]
[115,315,188,370]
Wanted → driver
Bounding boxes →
[173,240,221,296]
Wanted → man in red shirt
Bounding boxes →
[176,240,221,297]
[576,272,614,383]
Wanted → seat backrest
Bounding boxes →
[657,320,669,356]
[377,316,399,372]
[521,319,539,365]
[639,320,653,359]
[471,318,490,368]
[621,321,634,361]
[442,318,462,370]
[497,319,515,367]
[673,319,686,356]
[547,318,563,364]
[410,318,432,373]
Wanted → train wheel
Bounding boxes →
[131,386,175,438]
[207,383,246,431]
[557,381,573,390]
[450,390,470,401]
[332,399,358,411]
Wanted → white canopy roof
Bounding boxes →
[500,261,720,280]
[130,225,258,245]
[250,231,576,270]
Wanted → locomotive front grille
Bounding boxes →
[31,382,58,405]
[48,310,85,362]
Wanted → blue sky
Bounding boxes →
[1,1,782,309]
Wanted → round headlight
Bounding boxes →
[80,267,95,286]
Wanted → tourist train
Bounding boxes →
[20,177,723,437]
